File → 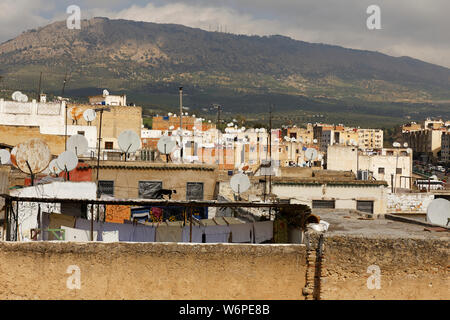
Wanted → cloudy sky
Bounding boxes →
[1,0,449,68]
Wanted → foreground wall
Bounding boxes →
[0,237,447,300]
[321,236,449,300]
[0,242,307,300]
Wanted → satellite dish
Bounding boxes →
[285,137,291,142]
[230,173,251,194]
[393,142,401,148]
[67,134,89,156]
[403,142,409,148]
[48,159,62,175]
[18,93,28,102]
[291,137,297,142]
[429,175,438,181]
[169,126,175,130]
[10,146,19,168]
[305,148,318,161]
[118,130,141,154]
[426,198,450,227]
[83,109,96,123]
[15,139,52,175]
[0,149,11,165]
[68,107,83,123]
[157,136,176,154]
[103,89,109,96]
[12,91,22,101]
[56,150,78,172]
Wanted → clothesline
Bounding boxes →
[43,213,274,244]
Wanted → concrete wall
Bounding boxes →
[387,193,434,213]
[0,242,307,300]
[321,236,449,300]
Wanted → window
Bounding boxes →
[186,182,204,200]
[378,167,385,174]
[312,200,335,209]
[105,141,114,149]
[139,181,162,199]
[396,168,402,174]
[98,180,114,197]
[357,201,374,214]
[77,131,85,136]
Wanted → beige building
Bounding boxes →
[357,128,384,149]
[441,132,450,163]
[0,97,142,157]
[327,145,413,190]
[271,177,388,215]
[83,161,218,200]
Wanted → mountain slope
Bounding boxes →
[0,17,449,125]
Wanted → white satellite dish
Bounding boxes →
[118,130,141,154]
[103,89,109,96]
[0,149,11,165]
[305,148,318,161]
[285,137,291,142]
[230,173,251,194]
[83,109,96,123]
[393,142,401,148]
[291,137,297,142]
[67,134,89,156]
[429,175,438,181]
[12,91,22,101]
[56,151,78,172]
[313,139,318,144]
[169,126,175,130]
[403,142,409,148]
[48,159,62,175]
[426,198,450,227]
[157,136,176,154]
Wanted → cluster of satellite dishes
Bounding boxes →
[11,91,28,102]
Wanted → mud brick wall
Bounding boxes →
[321,236,449,300]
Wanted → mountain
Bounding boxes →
[0,17,449,126]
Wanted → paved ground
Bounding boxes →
[312,209,449,240]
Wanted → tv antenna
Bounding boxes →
[157,136,176,163]
[68,107,83,125]
[48,159,62,176]
[118,130,141,161]
[305,148,318,167]
[56,150,78,181]
[67,134,89,157]
[0,149,11,165]
[15,139,52,186]
[426,198,450,227]
[83,109,96,125]
[230,173,250,200]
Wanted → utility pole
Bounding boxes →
[37,71,42,101]
[179,87,183,163]
[213,104,221,165]
[269,104,273,195]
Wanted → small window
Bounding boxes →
[105,141,114,149]
[312,200,335,209]
[98,180,114,197]
[139,181,162,199]
[186,182,204,200]
[378,167,385,174]
[77,131,85,136]
[396,168,402,174]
